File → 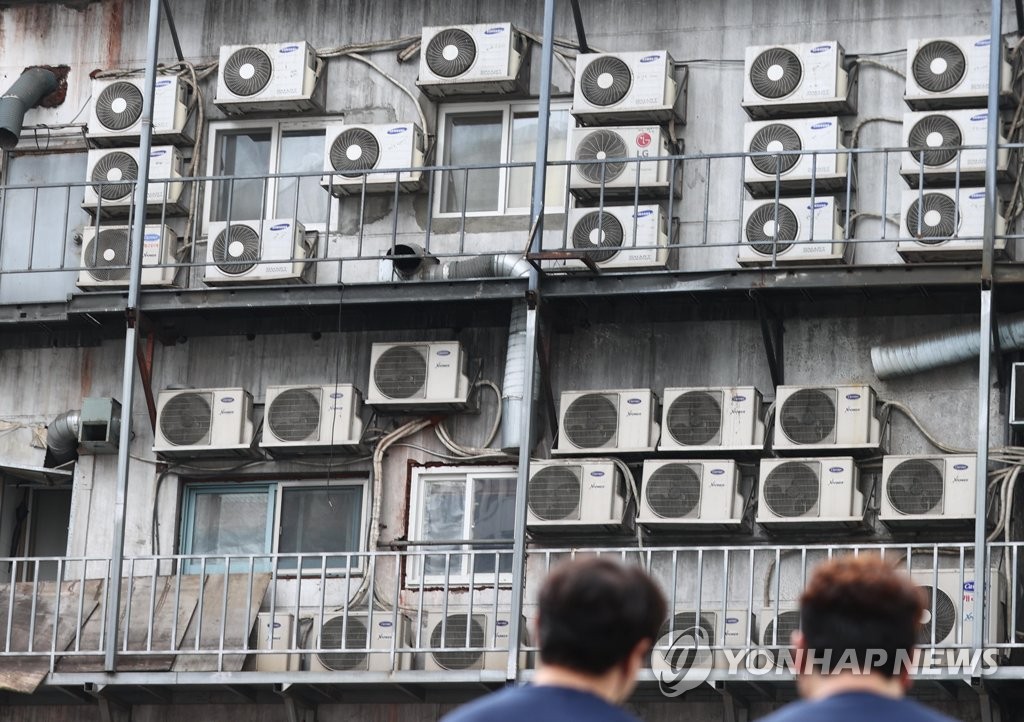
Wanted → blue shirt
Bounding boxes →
[759,691,960,722]
[441,684,639,722]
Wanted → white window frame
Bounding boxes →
[201,117,338,237]
[433,100,573,219]
[407,465,517,586]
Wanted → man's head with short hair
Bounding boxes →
[536,556,666,699]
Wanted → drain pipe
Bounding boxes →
[0,68,58,150]
[870,312,1024,379]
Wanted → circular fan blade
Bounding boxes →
[317,617,369,671]
[912,40,967,93]
[571,211,624,263]
[749,47,802,99]
[84,228,131,282]
[745,203,798,256]
[580,55,633,107]
[425,29,477,78]
[330,128,381,178]
[374,346,427,399]
[95,82,144,131]
[159,392,212,446]
[645,463,701,518]
[907,114,962,167]
[917,587,957,645]
[575,129,629,184]
[887,459,944,515]
[563,393,618,448]
[779,389,835,445]
[212,224,261,275]
[667,391,722,446]
[529,466,581,521]
[91,152,138,201]
[749,124,802,175]
[223,47,273,97]
[268,388,321,442]
[431,614,484,670]
[764,462,819,517]
[906,193,958,242]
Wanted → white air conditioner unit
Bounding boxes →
[416,23,527,98]
[77,224,179,290]
[773,385,881,452]
[88,76,190,146]
[553,388,660,455]
[880,455,976,527]
[204,219,309,285]
[571,50,678,125]
[253,613,298,672]
[424,610,526,671]
[651,609,755,671]
[742,41,853,118]
[738,197,847,266]
[758,605,800,666]
[905,36,1015,110]
[367,341,471,411]
[215,41,321,113]
[756,457,864,530]
[527,459,628,532]
[900,110,1011,186]
[568,126,680,200]
[260,384,365,455]
[83,146,186,216]
[743,117,849,196]
[659,386,765,452]
[910,567,1006,649]
[308,611,412,672]
[898,188,1008,262]
[320,123,424,196]
[638,459,744,530]
[548,205,669,271]
[153,387,256,458]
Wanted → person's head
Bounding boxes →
[536,557,666,701]
[794,556,926,696]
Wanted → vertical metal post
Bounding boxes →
[104,0,162,672]
[506,0,555,683]
[974,0,1002,653]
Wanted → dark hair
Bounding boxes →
[799,556,925,678]
[537,557,667,675]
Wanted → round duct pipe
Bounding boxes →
[0,68,58,150]
[47,408,81,462]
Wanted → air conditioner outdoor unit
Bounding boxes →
[637,459,744,530]
[905,36,1015,110]
[308,611,412,672]
[879,455,976,528]
[898,188,1008,262]
[900,110,1012,187]
[758,605,800,666]
[743,117,849,196]
[659,386,765,452]
[568,126,680,200]
[650,609,755,671]
[253,613,298,672]
[215,41,322,113]
[320,123,424,196]
[424,610,525,671]
[87,76,190,146]
[77,224,179,290]
[773,385,881,453]
[548,205,669,271]
[756,457,865,530]
[416,23,528,98]
[527,459,628,532]
[910,567,1006,649]
[738,197,846,266]
[367,341,471,411]
[204,219,309,285]
[553,388,660,455]
[153,387,256,458]
[742,41,854,118]
[83,146,186,217]
[571,50,679,125]
[260,384,365,455]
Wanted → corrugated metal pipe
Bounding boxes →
[46,409,80,461]
[385,244,536,450]
[871,312,1024,379]
[0,68,58,150]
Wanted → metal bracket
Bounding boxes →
[85,684,131,722]
[751,291,785,389]
[536,312,559,440]
[1017,0,1024,38]
[569,0,591,53]
[276,684,317,722]
[526,250,601,275]
[717,684,751,722]
[979,688,1002,722]
[134,329,157,432]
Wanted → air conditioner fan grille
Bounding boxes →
[90,152,138,201]
[528,466,581,521]
[574,129,629,184]
[749,124,802,176]
[329,128,381,178]
[762,610,801,664]
[666,390,723,446]
[317,616,369,671]
[223,47,273,97]
[745,202,799,256]
[373,346,427,399]
[749,47,803,99]
[572,211,624,263]
[268,388,321,442]
[887,459,944,515]
[779,388,836,445]
[159,392,213,447]
[562,393,618,448]
[907,114,962,167]
[212,224,261,275]
[430,614,485,670]
[83,228,131,282]
[764,462,820,518]
[580,55,633,107]
[917,586,957,645]
[655,612,715,668]
[645,463,701,519]
[94,82,144,131]
[906,193,959,242]
[425,29,477,78]
[912,40,967,94]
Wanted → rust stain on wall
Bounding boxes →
[104,0,125,68]
[80,347,93,396]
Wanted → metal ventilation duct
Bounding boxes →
[0,67,58,150]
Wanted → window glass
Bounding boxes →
[278,485,362,570]
[276,129,329,225]
[441,112,503,213]
[211,130,272,222]
[188,489,269,557]
[508,109,570,210]
[471,476,516,574]
[420,479,466,577]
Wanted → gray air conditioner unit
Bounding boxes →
[737,197,846,266]
[259,384,365,455]
[547,205,669,271]
[87,76,191,146]
[743,117,849,197]
[568,126,680,201]
[83,146,186,217]
[416,23,528,98]
[756,456,865,530]
[423,610,527,671]
[571,50,679,125]
[638,459,744,530]
[898,188,1008,262]
[651,609,755,671]
[215,41,322,113]
[321,123,424,196]
[77,224,180,290]
[659,386,765,452]
[910,567,1006,649]
[900,110,1012,187]
[527,459,628,533]
[153,387,256,459]
[904,36,1016,110]
[880,455,975,528]
[308,611,412,672]
[772,385,882,453]
[742,41,854,119]
[553,388,660,455]
[366,341,471,411]
[204,219,310,285]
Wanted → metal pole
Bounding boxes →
[569,0,591,54]
[103,0,161,672]
[973,0,1002,653]
[506,0,555,683]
